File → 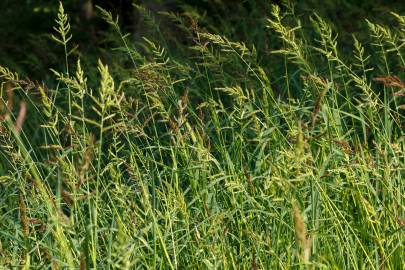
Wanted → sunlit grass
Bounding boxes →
[0,1,404,269]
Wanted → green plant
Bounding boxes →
[0,1,403,269]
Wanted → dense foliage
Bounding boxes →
[0,1,404,269]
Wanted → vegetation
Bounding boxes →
[0,1,404,269]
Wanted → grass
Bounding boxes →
[0,1,404,269]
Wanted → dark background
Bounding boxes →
[0,0,404,78]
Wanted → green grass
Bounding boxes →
[0,1,404,269]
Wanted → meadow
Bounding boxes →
[0,1,404,269]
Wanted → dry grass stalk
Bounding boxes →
[292,201,312,264]
[301,75,329,128]
[243,165,254,194]
[15,101,27,134]
[373,75,405,89]
[5,82,14,112]
[1,81,31,134]
[252,250,258,270]
[392,91,405,97]
[333,139,353,154]
[79,254,86,270]
[311,88,328,128]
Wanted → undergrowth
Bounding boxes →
[0,1,404,269]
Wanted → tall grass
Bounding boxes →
[0,1,404,269]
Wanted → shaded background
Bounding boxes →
[0,0,404,79]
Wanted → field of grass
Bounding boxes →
[0,1,404,269]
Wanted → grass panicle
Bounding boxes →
[0,1,403,269]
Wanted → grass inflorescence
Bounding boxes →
[0,1,404,269]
